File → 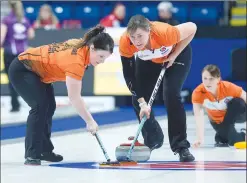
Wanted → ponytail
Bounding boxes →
[65,24,105,49]
[65,24,114,54]
[81,24,105,46]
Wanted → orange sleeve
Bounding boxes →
[61,49,88,81]
[157,23,180,46]
[192,87,204,104]
[64,63,85,81]
[119,34,134,58]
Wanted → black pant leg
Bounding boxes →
[3,52,20,110]
[133,58,164,149]
[42,84,56,153]
[163,45,192,152]
[223,98,246,124]
[210,120,228,143]
[132,95,164,149]
[8,58,50,159]
[212,98,246,146]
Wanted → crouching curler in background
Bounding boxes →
[192,64,246,149]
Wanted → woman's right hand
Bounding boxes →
[193,139,203,148]
[86,120,99,135]
[139,103,151,120]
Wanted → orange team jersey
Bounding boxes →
[119,21,180,64]
[192,81,243,123]
[18,42,90,83]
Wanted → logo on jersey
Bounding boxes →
[136,46,173,61]
[50,161,246,171]
[203,97,233,110]
[160,46,169,55]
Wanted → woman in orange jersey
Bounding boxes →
[119,15,197,162]
[8,25,114,165]
[192,64,246,148]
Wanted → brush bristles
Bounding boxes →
[99,160,137,166]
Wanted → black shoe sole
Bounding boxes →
[40,157,63,162]
[179,157,195,162]
[41,159,63,162]
[214,143,229,147]
[24,160,41,165]
[24,163,41,166]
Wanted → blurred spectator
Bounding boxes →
[62,20,82,29]
[1,1,12,21]
[100,3,126,27]
[157,1,179,25]
[1,0,35,112]
[33,4,60,30]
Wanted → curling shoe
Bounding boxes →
[41,152,63,162]
[24,157,41,165]
[175,148,195,162]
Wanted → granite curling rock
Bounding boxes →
[115,136,151,162]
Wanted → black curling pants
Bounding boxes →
[210,98,246,146]
[8,58,56,159]
[133,45,192,152]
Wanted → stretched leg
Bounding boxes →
[163,45,192,152]
[40,84,63,162]
[163,45,194,162]
[8,58,48,164]
[3,52,20,111]
[42,84,56,153]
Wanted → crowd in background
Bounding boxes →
[1,1,245,31]
[0,0,246,112]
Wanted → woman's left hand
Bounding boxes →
[163,53,178,68]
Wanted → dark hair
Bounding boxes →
[202,64,221,78]
[127,15,151,35]
[66,24,114,53]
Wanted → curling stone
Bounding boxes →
[115,136,151,162]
